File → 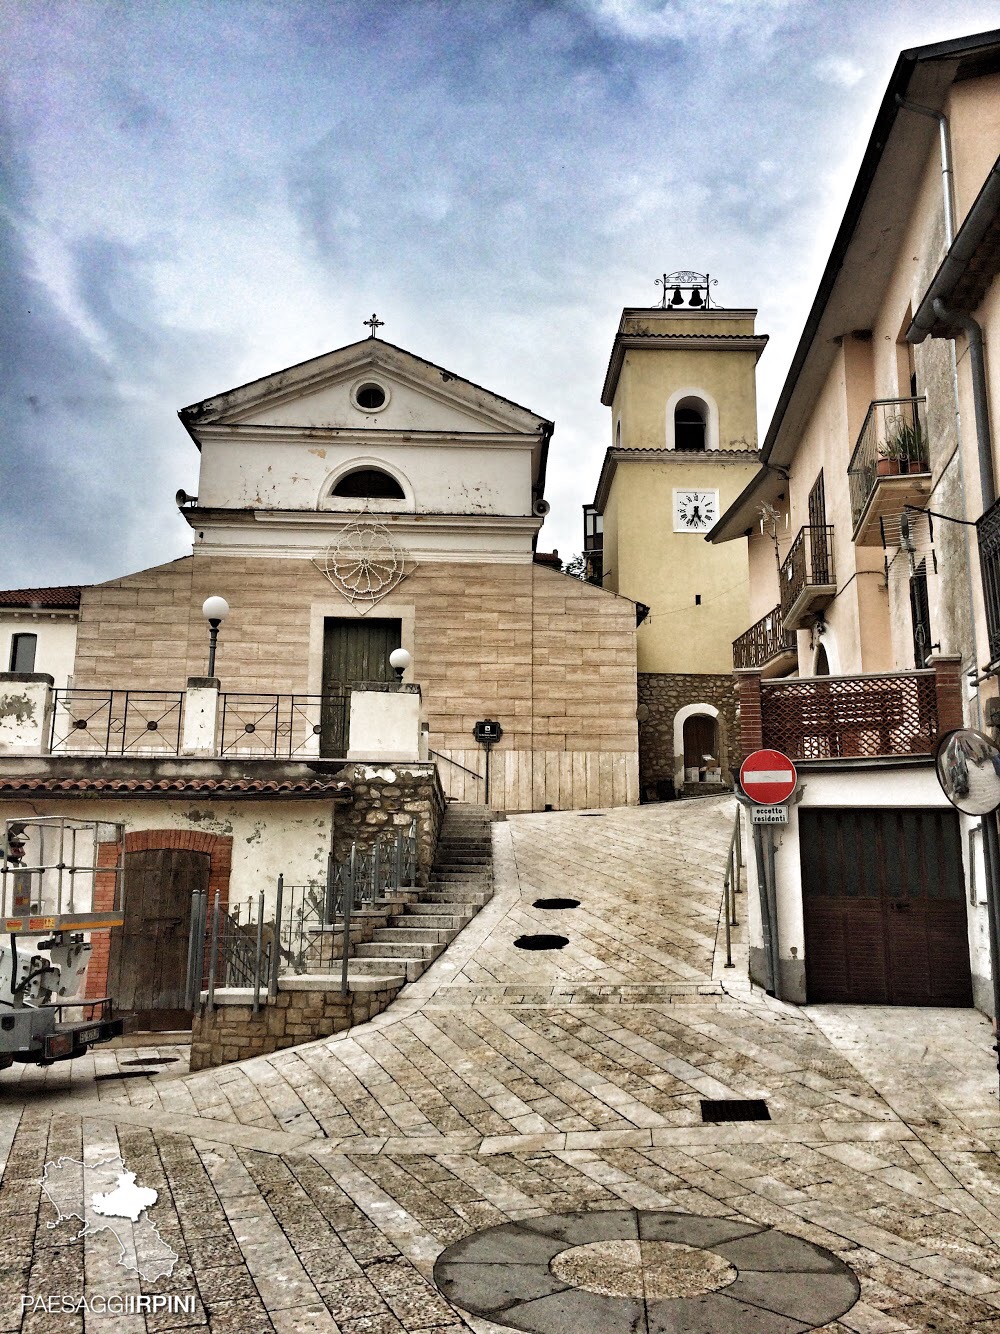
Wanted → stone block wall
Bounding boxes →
[332,763,445,885]
[636,672,738,798]
[189,978,402,1070]
[71,554,639,812]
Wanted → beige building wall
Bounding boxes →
[72,556,638,812]
[611,317,761,452]
[604,456,757,674]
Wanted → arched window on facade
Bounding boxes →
[331,468,405,500]
[674,401,707,451]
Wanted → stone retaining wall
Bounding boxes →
[190,977,402,1070]
[636,672,738,799]
[333,763,445,885]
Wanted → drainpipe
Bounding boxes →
[932,301,996,511]
[895,96,955,244]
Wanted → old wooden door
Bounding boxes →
[108,848,209,1029]
[320,617,401,757]
[683,715,718,769]
[801,807,972,1006]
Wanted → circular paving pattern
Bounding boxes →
[550,1238,736,1298]
[433,1208,860,1334]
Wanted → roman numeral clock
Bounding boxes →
[672,489,719,533]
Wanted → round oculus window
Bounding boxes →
[353,381,388,412]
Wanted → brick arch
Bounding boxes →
[87,829,233,1002]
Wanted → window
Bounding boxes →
[910,564,932,668]
[9,633,37,673]
[331,468,405,500]
[583,506,603,551]
[674,404,706,451]
[351,380,389,412]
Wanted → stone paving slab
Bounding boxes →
[0,798,999,1330]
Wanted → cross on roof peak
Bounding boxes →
[363,313,384,338]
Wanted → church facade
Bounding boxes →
[65,334,640,811]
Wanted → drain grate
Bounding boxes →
[578,813,606,818]
[94,1071,157,1082]
[533,898,580,910]
[700,1098,771,1123]
[514,934,569,951]
[121,1056,181,1067]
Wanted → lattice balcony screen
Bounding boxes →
[760,671,939,760]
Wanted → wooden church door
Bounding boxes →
[321,617,401,757]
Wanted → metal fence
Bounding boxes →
[191,821,419,1008]
[847,396,928,530]
[50,689,184,756]
[732,606,796,672]
[218,694,327,758]
[778,525,836,623]
[760,669,939,761]
[978,496,1000,666]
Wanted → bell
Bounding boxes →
[670,287,684,306]
[689,288,704,308]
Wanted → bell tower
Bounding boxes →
[589,272,767,798]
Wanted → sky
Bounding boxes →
[2,0,998,588]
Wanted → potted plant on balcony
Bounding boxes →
[876,440,902,476]
[881,412,926,474]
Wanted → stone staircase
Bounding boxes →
[350,803,494,982]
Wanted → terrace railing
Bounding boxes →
[778,525,836,625]
[847,396,929,532]
[49,689,184,756]
[733,606,797,672]
[760,669,939,761]
[218,693,326,759]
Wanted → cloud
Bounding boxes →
[815,54,866,88]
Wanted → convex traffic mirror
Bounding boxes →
[936,728,1000,815]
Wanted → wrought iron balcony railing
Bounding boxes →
[733,606,797,672]
[760,669,939,761]
[978,495,1000,666]
[50,690,185,756]
[847,396,929,535]
[779,525,836,629]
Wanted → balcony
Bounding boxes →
[977,495,1000,665]
[760,669,940,760]
[779,525,836,630]
[847,397,931,546]
[733,606,797,675]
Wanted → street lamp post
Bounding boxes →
[389,647,411,688]
[201,596,230,677]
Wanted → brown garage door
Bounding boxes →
[801,807,972,1006]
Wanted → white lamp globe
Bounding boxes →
[202,596,230,622]
[389,648,412,673]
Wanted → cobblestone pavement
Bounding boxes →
[1,797,1000,1331]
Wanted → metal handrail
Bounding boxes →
[778,525,836,621]
[721,807,742,969]
[429,749,484,781]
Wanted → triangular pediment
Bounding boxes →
[180,338,549,439]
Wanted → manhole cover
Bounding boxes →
[701,1098,771,1123]
[434,1208,860,1332]
[121,1056,181,1067]
[514,934,569,950]
[533,898,580,910]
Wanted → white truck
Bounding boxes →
[0,817,129,1068]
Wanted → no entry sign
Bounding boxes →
[740,749,797,805]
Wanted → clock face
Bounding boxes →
[673,489,719,533]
